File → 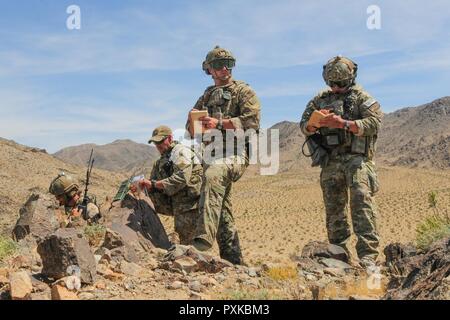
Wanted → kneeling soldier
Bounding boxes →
[138,125,203,245]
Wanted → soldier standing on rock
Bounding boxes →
[185,46,261,265]
[49,173,100,227]
[300,56,382,268]
[134,125,203,245]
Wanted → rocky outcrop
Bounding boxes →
[162,245,234,274]
[384,237,450,300]
[12,193,62,241]
[103,194,171,252]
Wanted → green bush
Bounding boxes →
[84,224,106,247]
[416,215,450,251]
[416,190,450,250]
[0,236,18,262]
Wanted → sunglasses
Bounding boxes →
[329,80,349,88]
[210,59,235,70]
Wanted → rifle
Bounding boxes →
[78,148,95,221]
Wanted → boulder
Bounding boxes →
[37,228,96,284]
[102,228,139,263]
[51,284,79,300]
[318,258,353,271]
[173,256,198,273]
[295,257,326,274]
[104,194,171,252]
[301,241,349,263]
[117,261,144,277]
[12,192,62,241]
[9,271,32,300]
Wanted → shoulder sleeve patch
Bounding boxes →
[362,98,377,108]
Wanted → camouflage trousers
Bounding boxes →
[150,192,173,217]
[174,209,200,245]
[194,154,248,265]
[150,193,199,245]
[320,155,380,261]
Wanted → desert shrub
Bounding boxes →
[416,215,450,250]
[266,266,298,281]
[84,224,106,247]
[416,191,450,250]
[0,236,18,262]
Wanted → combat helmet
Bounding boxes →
[322,56,358,88]
[49,172,79,198]
[202,46,236,75]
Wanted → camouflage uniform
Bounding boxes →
[64,193,100,227]
[149,141,203,245]
[300,80,382,262]
[49,173,100,227]
[188,79,261,264]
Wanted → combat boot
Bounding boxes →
[192,237,212,251]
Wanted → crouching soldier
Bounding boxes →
[137,125,203,245]
[49,172,101,227]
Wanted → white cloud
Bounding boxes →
[1,0,450,151]
[0,0,448,76]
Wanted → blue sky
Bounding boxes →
[1,0,449,152]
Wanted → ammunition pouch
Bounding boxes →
[320,127,371,158]
[351,135,367,155]
[320,128,346,148]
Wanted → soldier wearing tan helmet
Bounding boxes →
[300,56,383,269]
[185,46,261,265]
[49,172,100,226]
[134,125,203,245]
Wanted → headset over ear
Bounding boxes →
[203,60,211,75]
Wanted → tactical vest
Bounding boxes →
[150,142,203,215]
[316,88,376,159]
[200,80,253,159]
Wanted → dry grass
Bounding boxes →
[230,166,450,264]
[415,190,450,250]
[265,266,298,281]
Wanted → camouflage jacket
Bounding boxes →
[300,84,383,160]
[187,79,261,157]
[150,141,203,215]
[63,193,99,226]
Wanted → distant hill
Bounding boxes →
[53,139,159,174]
[0,138,127,236]
[270,96,450,171]
[52,96,450,177]
[377,97,450,168]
